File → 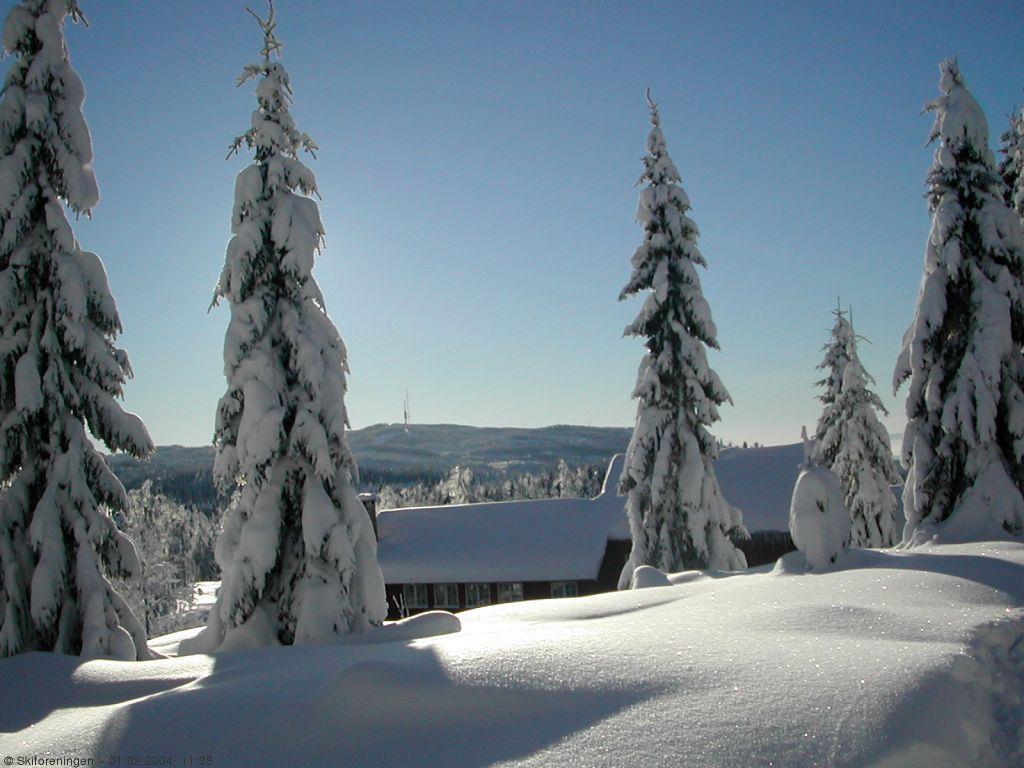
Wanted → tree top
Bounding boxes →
[646,87,661,129]
[246,0,282,62]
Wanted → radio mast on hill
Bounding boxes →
[403,390,411,431]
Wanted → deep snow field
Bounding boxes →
[2,539,1023,767]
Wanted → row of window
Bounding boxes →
[401,581,578,609]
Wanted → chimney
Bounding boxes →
[358,492,379,540]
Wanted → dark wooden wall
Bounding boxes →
[383,531,795,619]
[739,531,796,567]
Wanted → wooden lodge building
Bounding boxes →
[373,446,808,619]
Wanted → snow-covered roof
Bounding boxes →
[377,455,628,584]
[714,442,805,533]
[376,443,835,584]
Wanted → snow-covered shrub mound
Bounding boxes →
[628,566,715,590]
[365,611,461,643]
[629,565,673,589]
[789,430,850,570]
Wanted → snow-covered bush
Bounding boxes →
[894,59,1024,543]
[813,308,901,547]
[187,4,385,651]
[628,565,673,589]
[0,1,153,659]
[789,430,850,570]
[618,92,747,587]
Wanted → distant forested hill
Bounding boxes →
[106,423,632,508]
[347,423,631,472]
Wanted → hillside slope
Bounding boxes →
[106,423,633,490]
[347,423,632,471]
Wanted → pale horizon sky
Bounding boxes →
[18,0,1024,448]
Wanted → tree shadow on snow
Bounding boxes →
[92,640,661,767]
[840,546,1024,601]
[0,652,204,733]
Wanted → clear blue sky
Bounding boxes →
[24,0,1024,447]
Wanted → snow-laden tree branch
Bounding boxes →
[1000,105,1024,229]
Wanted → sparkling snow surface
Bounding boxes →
[2,541,1023,767]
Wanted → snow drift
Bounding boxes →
[2,540,1023,767]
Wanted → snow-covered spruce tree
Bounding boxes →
[190,3,386,650]
[440,465,475,505]
[617,93,747,588]
[894,59,1024,542]
[813,309,901,547]
[1000,106,1024,226]
[0,1,153,659]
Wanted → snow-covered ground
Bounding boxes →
[2,540,1023,767]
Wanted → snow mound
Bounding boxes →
[3,541,1024,767]
[629,565,718,589]
[346,611,461,644]
[874,609,1024,767]
[905,498,1024,548]
[772,546,859,575]
[789,433,851,570]
[629,565,672,588]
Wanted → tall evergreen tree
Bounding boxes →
[618,92,746,587]
[190,3,385,651]
[0,0,153,659]
[999,105,1024,226]
[894,59,1024,542]
[814,308,901,547]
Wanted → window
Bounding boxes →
[497,582,524,603]
[402,583,428,609]
[433,583,459,609]
[551,581,578,599]
[465,583,491,607]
